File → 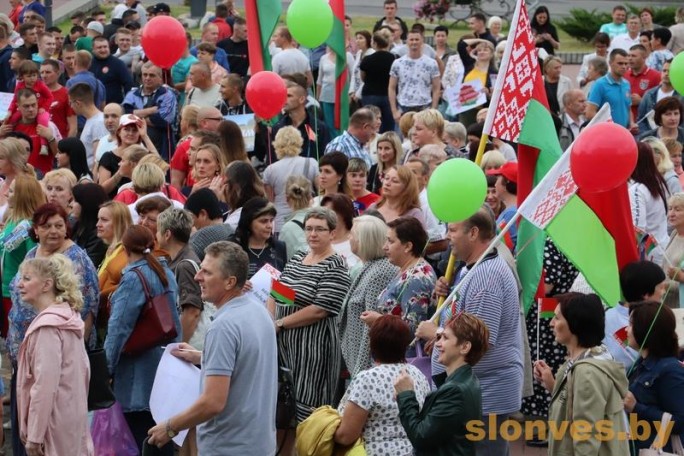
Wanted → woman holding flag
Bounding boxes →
[268,207,351,424]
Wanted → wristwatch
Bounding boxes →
[166,419,178,439]
[276,319,285,330]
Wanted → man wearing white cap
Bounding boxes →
[75,21,103,53]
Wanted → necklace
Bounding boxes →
[248,246,267,258]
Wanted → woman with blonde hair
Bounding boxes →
[0,175,44,337]
[16,255,93,456]
[411,109,447,152]
[280,176,314,259]
[643,136,682,196]
[115,152,187,206]
[43,168,77,212]
[100,144,149,197]
[369,165,425,228]
[543,56,572,116]
[664,192,684,307]
[368,132,403,194]
[0,137,33,219]
[96,201,133,339]
[264,126,319,232]
[480,150,507,171]
[186,143,227,197]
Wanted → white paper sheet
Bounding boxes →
[246,263,281,306]
[150,343,201,446]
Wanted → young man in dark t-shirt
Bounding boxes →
[217,17,248,77]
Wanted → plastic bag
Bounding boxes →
[91,402,139,456]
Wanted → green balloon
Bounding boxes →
[427,159,487,223]
[670,52,684,96]
[286,0,334,49]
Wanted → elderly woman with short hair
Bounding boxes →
[639,96,684,144]
[643,136,682,196]
[339,215,399,377]
[43,168,77,213]
[263,126,319,233]
[280,176,314,260]
[268,207,351,425]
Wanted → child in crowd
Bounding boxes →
[3,60,53,155]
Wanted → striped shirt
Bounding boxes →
[432,253,524,415]
[324,131,372,168]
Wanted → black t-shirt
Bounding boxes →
[545,80,560,116]
[99,151,130,196]
[359,51,396,97]
[217,38,249,77]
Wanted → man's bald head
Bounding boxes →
[562,89,587,118]
[197,106,223,131]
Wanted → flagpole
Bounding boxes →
[536,299,540,362]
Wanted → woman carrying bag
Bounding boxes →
[104,225,181,455]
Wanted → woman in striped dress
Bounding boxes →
[268,207,351,422]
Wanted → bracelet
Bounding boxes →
[48,137,56,143]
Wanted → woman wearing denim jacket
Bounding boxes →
[104,225,180,455]
[625,302,684,452]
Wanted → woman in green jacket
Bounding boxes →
[394,313,489,456]
[534,293,630,456]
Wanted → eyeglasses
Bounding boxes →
[304,227,330,233]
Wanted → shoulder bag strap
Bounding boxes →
[132,268,153,302]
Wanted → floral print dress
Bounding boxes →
[377,258,437,357]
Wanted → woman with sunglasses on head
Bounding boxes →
[360,216,436,356]
[394,313,489,456]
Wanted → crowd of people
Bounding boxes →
[0,0,683,455]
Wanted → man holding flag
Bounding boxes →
[422,208,523,456]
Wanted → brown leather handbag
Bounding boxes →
[122,268,177,356]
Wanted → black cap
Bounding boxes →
[152,3,171,13]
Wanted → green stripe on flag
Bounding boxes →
[546,195,621,306]
[270,290,294,306]
[516,99,563,313]
[257,0,281,71]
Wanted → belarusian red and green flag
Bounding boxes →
[614,326,629,347]
[326,0,350,132]
[538,298,557,319]
[270,279,296,306]
[517,104,639,306]
[244,0,281,72]
[481,0,562,312]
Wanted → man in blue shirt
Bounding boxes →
[487,161,518,251]
[122,62,178,160]
[587,48,635,131]
[324,108,375,168]
[599,5,628,39]
[190,23,230,73]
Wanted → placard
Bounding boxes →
[224,113,255,152]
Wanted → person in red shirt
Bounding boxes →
[3,60,53,154]
[40,59,76,139]
[212,4,233,41]
[347,158,380,213]
[8,0,22,28]
[0,88,61,176]
[625,43,661,121]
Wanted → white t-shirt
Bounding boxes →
[391,43,437,58]
[224,207,242,229]
[186,85,221,108]
[419,188,445,241]
[271,48,310,77]
[389,54,440,107]
[332,239,360,270]
[95,134,117,163]
[81,112,108,170]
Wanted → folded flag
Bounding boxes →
[635,227,657,261]
[613,326,629,347]
[538,298,557,319]
[270,279,296,306]
[499,220,515,252]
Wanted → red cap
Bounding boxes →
[486,161,518,183]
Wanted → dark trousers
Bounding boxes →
[11,362,26,456]
[124,410,174,456]
[362,94,395,133]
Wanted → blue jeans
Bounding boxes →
[361,94,395,133]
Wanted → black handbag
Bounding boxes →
[276,366,297,430]
[87,348,115,411]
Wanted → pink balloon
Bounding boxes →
[245,72,287,120]
[141,17,186,69]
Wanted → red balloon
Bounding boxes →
[245,72,287,120]
[141,16,186,69]
[570,122,637,193]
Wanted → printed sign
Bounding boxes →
[224,113,256,152]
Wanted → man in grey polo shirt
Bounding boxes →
[147,241,277,455]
